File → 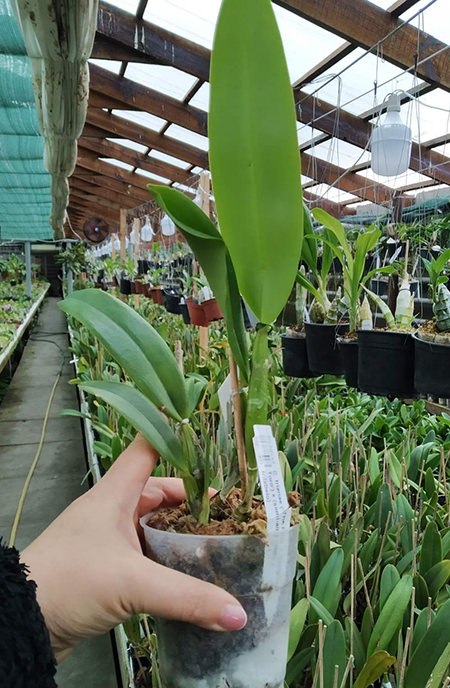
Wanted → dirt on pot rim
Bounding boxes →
[418,319,450,344]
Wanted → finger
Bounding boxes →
[127,555,247,632]
[138,480,218,518]
[98,434,159,510]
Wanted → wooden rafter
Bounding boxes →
[71,168,151,203]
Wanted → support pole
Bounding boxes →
[119,209,127,302]
[24,242,32,298]
[133,217,140,309]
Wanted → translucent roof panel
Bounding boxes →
[135,169,171,184]
[392,90,450,143]
[149,150,191,169]
[305,138,371,168]
[189,82,210,111]
[400,0,449,45]
[165,124,209,151]
[306,184,359,203]
[124,64,198,100]
[100,158,134,171]
[300,48,424,115]
[106,138,148,154]
[89,59,122,74]
[112,110,167,132]
[357,167,431,191]
[101,0,140,14]
[143,0,343,82]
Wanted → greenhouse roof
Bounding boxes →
[0,0,52,241]
[1,0,450,237]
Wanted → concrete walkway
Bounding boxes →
[0,297,118,688]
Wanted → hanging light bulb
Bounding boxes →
[114,237,120,250]
[161,213,175,236]
[371,93,412,177]
[130,228,136,244]
[141,217,154,241]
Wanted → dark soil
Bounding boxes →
[342,331,358,340]
[146,487,300,536]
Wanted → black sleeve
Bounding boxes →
[0,538,57,688]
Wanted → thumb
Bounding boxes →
[98,434,159,510]
[126,554,247,632]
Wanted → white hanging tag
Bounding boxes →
[218,373,233,428]
[389,246,402,264]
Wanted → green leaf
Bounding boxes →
[427,642,450,688]
[323,620,346,688]
[80,381,187,474]
[147,186,249,382]
[287,598,309,661]
[123,614,142,645]
[209,0,303,323]
[380,565,400,610]
[59,290,188,421]
[308,595,334,627]
[353,652,395,688]
[411,608,435,656]
[420,521,442,577]
[312,209,353,268]
[59,408,91,420]
[412,574,430,609]
[424,560,450,601]
[367,575,413,657]
[311,548,343,622]
[285,647,315,686]
[405,598,450,688]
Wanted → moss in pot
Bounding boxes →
[60,1,305,686]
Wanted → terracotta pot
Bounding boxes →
[151,287,164,305]
[142,283,151,298]
[186,298,209,326]
[135,281,144,295]
[130,281,136,295]
[202,297,223,321]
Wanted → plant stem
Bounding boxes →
[228,348,248,497]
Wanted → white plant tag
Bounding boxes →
[253,424,291,623]
[361,319,372,330]
[218,374,233,428]
[389,246,402,264]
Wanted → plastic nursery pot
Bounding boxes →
[112,276,119,287]
[370,278,388,297]
[186,297,209,327]
[304,322,349,375]
[120,278,131,295]
[130,281,136,295]
[357,329,415,397]
[163,289,181,315]
[137,259,149,275]
[142,283,151,298]
[202,297,223,322]
[413,332,450,398]
[134,281,144,295]
[179,302,191,325]
[337,337,359,389]
[151,287,164,305]
[140,516,299,688]
[281,333,317,378]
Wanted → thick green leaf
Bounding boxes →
[420,521,442,576]
[312,209,353,268]
[209,0,303,323]
[424,560,450,600]
[285,647,315,686]
[80,381,187,474]
[301,203,318,275]
[60,290,188,421]
[380,565,400,610]
[287,598,309,661]
[323,620,346,688]
[411,608,435,656]
[405,598,450,688]
[367,575,413,657]
[147,185,249,382]
[311,548,344,622]
[308,595,334,627]
[427,642,450,688]
[353,652,395,688]
[413,574,430,609]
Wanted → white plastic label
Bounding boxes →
[218,374,233,428]
[361,319,372,330]
[253,424,291,532]
[389,246,402,264]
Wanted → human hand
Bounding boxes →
[21,434,247,662]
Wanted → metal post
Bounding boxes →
[67,269,73,295]
[25,242,32,298]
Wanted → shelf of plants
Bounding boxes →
[0,281,49,375]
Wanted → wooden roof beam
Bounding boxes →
[274,0,450,92]
[70,178,140,209]
[72,168,151,203]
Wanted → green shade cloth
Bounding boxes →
[0,0,52,240]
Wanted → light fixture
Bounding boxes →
[371,93,412,177]
[114,237,120,250]
[130,228,136,243]
[161,214,175,236]
[141,217,154,241]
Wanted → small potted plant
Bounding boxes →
[311,209,394,388]
[360,277,416,397]
[61,2,303,684]
[413,248,450,397]
[280,266,316,378]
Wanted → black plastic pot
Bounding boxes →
[304,322,349,375]
[137,259,149,276]
[358,330,415,397]
[370,278,388,296]
[120,278,131,295]
[413,332,450,398]
[163,289,181,315]
[98,269,104,281]
[180,302,191,325]
[337,337,359,388]
[281,334,317,378]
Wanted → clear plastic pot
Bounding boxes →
[140,516,299,688]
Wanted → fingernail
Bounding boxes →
[219,604,247,631]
